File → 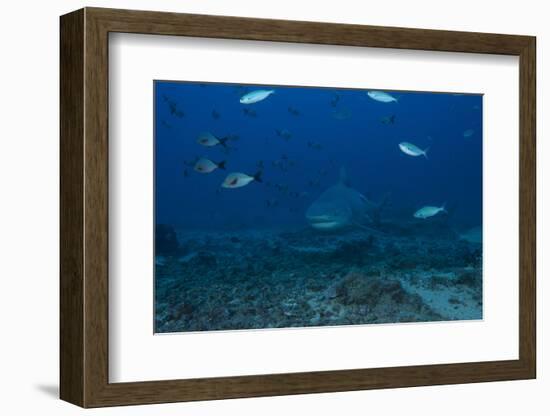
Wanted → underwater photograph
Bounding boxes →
[154,81,483,333]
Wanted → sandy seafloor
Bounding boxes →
[154,220,482,333]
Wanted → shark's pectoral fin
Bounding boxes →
[352,221,387,236]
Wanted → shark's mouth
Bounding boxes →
[306,215,348,230]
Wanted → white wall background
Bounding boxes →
[0,0,545,414]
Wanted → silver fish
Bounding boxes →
[399,142,429,159]
[197,132,228,147]
[413,204,447,219]
[221,171,262,189]
[194,158,226,174]
[240,89,275,104]
[367,91,398,103]
[463,129,475,138]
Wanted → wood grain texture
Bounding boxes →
[59,8,85,407]
[59,7,537,408]
[518,38,536,375]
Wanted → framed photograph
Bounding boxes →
[60,7,536,408]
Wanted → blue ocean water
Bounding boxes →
[154,81,483,333]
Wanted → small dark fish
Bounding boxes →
[221,146,237,155]
[307,141,323,150]
[308,179,321,188]
[265,199,279,208]
[243,108,258,118]
[211,109,221,120]
[275,129,292,140]
[274,183,289,193]
[330,93,341,108]
[161,120,172,129]
[381,114,396,125]
[288,106,301,116]
[162,94,184,117]
[271,155,294,172]
[331,108,352,120]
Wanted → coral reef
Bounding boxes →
[155,225,482,333]
[155,224,181,255]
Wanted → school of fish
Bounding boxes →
[169,87,478,228]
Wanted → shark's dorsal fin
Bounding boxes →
[339,167,350,186]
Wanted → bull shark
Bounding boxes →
[305,168,388,232]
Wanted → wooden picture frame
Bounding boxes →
[60,7,536,408]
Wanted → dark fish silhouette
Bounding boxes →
[331,108,352,120]
[288,106,301,116]
[330,93,341,107]
[271,154,295,172]
[274,183,289,193]
[307,141,323,150]
[162,94,184,118]
[242,108,258,118]
[275,129,292,141]
[381,114,396,125]
[211,109,221,120]
[265,199,279,208]
[308,179,321,188]
[161,120,172,129]
[221,146,237,155]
